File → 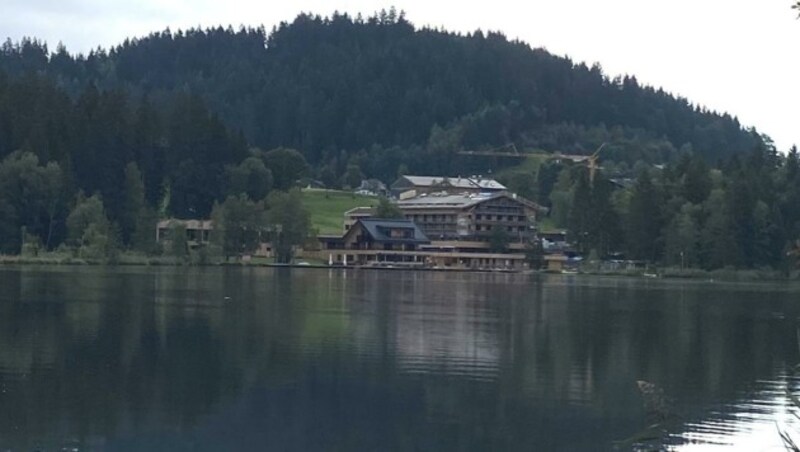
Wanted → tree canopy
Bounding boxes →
[0,12,794,269]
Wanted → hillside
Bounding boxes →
[2,11,790,269]
[1,11,762,183]
[301,189,378,235]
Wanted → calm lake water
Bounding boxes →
[2,266,800,451]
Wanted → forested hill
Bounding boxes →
[3,11,798,272]
[1,11,762,175]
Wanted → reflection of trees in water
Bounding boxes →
[0,268,798,450]
[0,268,250,449]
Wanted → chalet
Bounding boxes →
[390,175,506,198]
[316,190,548,270]
[317,217,531,270]
[320,219,430,266]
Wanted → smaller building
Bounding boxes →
[321,218,430,266]
[544,254,568,272]
[156,219,213,248]
[356,179,388,197]
[539,230,569,253]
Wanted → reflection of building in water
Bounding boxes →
[390,278,502,381]
[338,271,503,381]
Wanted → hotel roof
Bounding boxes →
[398,191,546,212]
[397,175,506,191]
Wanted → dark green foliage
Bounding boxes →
[261,148,309,191]
[168,223,188,259]
[165,93,247,218]
[568,170,593,254]
[266,190,310,263]
[0,151,65,253]
[588,176,622,257]
[342,164,364,190]
[0,72,245,243]
[663,203,701,268]
[0,13,761,178]
[500,171,537,201]
[131,207,160,255]
[66,193,118,259]
[210,194,266,259]
[0,14,795,271]
[681,155,712,204]
[565,169,621,257]
[626,170,664,261]
[536,162,564,207]
[375,197,403,219]
[699,189,737,269]
[121,162,146,245]
[226,156,273,201]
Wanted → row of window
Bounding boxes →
[475,225,527,232]
[475,214,527,222]
[475,205,522,214]
[408,214,456,222]
[408,214,528,222]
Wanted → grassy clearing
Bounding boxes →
[536,217,560,232]
[301,189,379,235]
[493,153,549,179]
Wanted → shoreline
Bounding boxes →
[0,255,521,274]
[1,255,798,282]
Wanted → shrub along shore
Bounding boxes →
[3,252,800,282]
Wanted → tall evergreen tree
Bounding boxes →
[121,162,146,246]
[568,170,592,254]
[589,176,621,257]
[626,170,663,261]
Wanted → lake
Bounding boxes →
[1,266,800,451]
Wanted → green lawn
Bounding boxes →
[301,189,379,235]
[493,152,550,179]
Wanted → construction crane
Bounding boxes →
[584,143,608,183]
[543,144,608,182]
[458,142,609,182]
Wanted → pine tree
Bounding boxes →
[663,203,700,267]
[626,170,663,261]
[121,162,146,246]
[568,169,592,254]
[589,177,621,257]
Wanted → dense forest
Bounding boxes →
[543,144,800,272]
[0,10,796,271]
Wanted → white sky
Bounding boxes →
[2,0,799,150]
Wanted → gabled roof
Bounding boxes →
[157,219,213,230]
[346,218,430,244]
[344,206,375,217]
[395,175,506,191]
[397,191,546,212]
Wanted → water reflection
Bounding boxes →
[1,267,800,450]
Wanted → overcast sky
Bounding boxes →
[3,0,799,150]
